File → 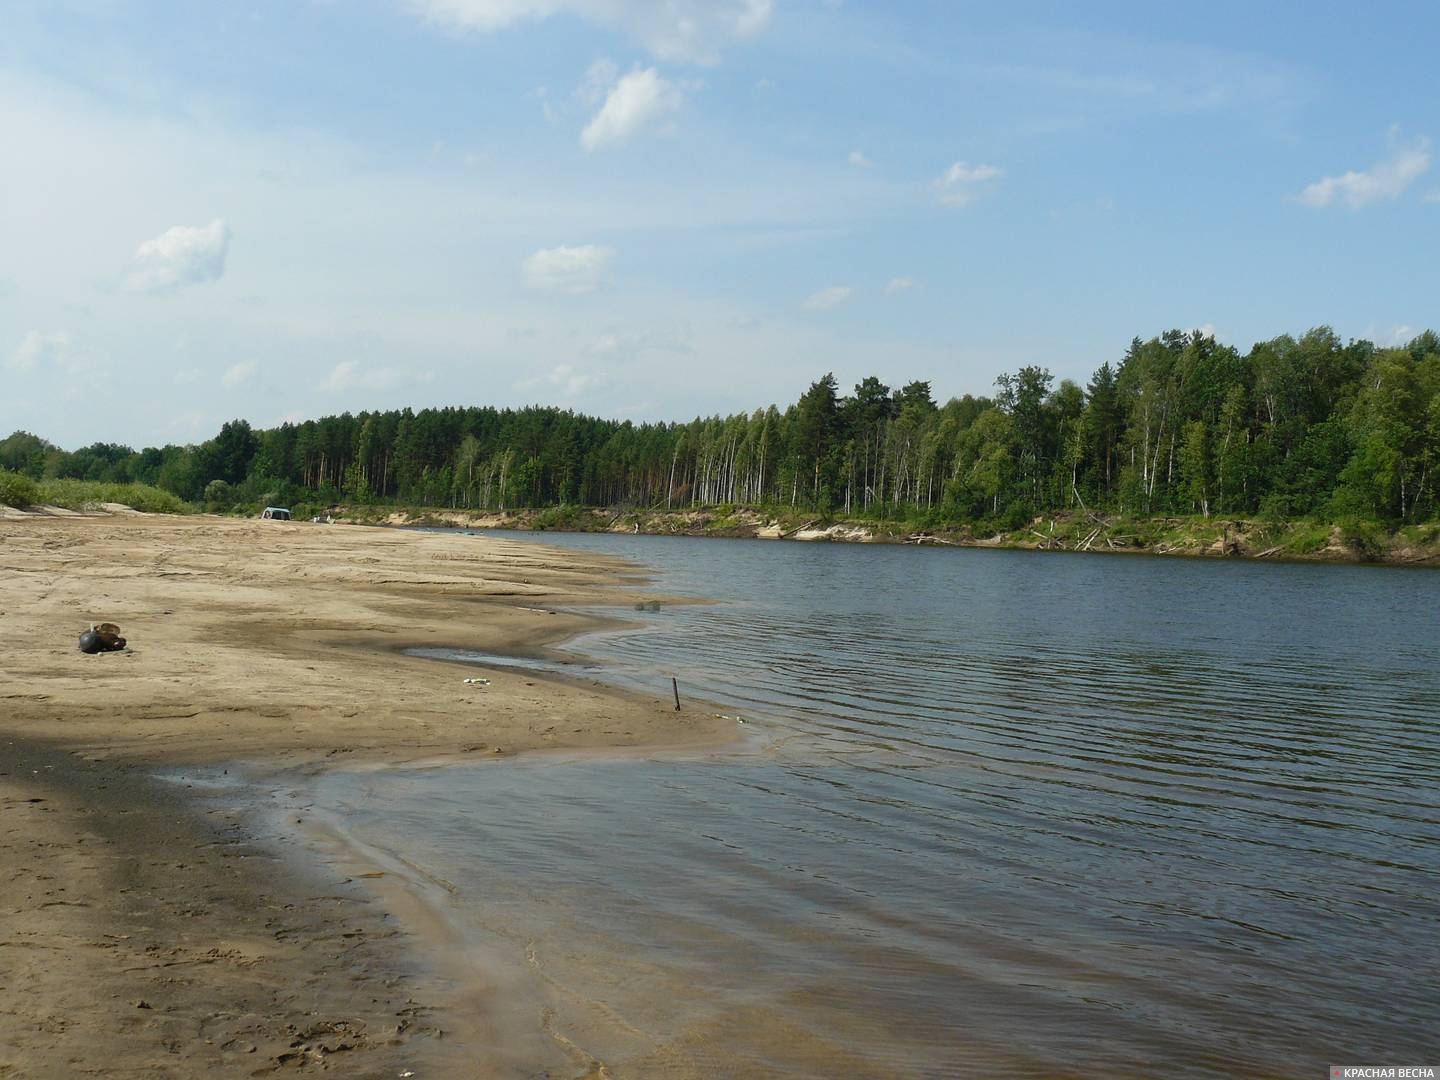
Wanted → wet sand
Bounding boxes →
[0,514,732,1077]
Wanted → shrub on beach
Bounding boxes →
[203,478,233,511]
[0,467,38,508]
[34,478,191,514]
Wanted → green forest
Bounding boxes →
[4,326,1440,529]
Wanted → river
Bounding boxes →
[306,536,1440,1078]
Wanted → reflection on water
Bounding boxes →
[312,537,1440,1078]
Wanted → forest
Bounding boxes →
[4,326,1440,528]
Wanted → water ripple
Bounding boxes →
[341,536,1439,1078]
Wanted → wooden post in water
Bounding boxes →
[672,677,681,712]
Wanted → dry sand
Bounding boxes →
[0,513,731,1077]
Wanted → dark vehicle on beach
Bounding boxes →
[260,506,292,520]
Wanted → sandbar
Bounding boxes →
[0,513,730,1076]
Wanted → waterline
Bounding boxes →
[309,535,1440,1077]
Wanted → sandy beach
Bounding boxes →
[0,514,731,1077]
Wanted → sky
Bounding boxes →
[1,0,1437,449]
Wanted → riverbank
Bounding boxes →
[336,504,1440,566]
[0,513,733,1076]
[0,738,441,1078]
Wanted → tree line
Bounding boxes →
[5,326,1439,526]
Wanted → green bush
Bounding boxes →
[995,500,1032,532]
[33,478,191,514]
[0,468,38,507]
[1398,522,1440,547]
[1282,521,1333,555]
[531,504,587,531]
[203,478,233,512]
[1336,517,1386,560]
[1258,494,1302,522]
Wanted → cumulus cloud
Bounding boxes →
[7,330,88,373]
[548,362,596,396]
[848,149,873,168]
[222,360,258,388]
[579,57,620,104]
[933,161,1004,207]
[1362,323,1418,346]
[1425,190,1440,204]
[583,327,694,360]
[515,361,603,398]
[522,244,614,292]
[407,0,772,64]
[581,67,684,150]
[318,361,425,392]
[6,332,105,400]
[124,218,230,293]
[1298,134,1431,209]
[884,276,914,294]
[803,286,853,311]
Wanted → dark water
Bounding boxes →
[309,537,1440,1078]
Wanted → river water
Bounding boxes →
[306,536,1440,1078]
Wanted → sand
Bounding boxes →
[0,514,731,1077]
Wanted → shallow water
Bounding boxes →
[309,536,1440,1078]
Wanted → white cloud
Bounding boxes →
[848,149,873,168]
[583,327,694,360]
[579,57,620,104]
[407,0,772,64]
[803,285,853,311]
[6,332,105,401]
[7,329,88,373]
[1297,134,1431,209]
[581,66,684,150]
[1421,189,1440,203]
[124,218,230,293]
[318,361,425,392]
[166,410,212,438]
[1362,323,1417,346]
[585,333,624,356]
[8,330,62,372]
[884,276,914,294]
[0,63,1007,451]
[933,161,1004,207]
[516,361,603,398]
[548,362,596,396]
[222,360,258,388]
[1191,323,1220,341]
[522,244,614,292]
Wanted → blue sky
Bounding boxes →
[1,1,1436,448]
